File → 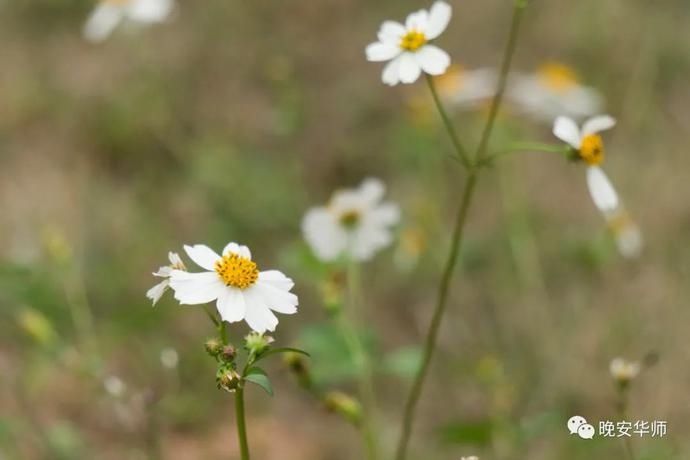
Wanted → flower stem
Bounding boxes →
[394,3,527,459]
[336,262,379,460]
[425,74,471,168]
[235,386,251,460]
[617,387,636,460]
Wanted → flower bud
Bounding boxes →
[216,365,241,393]
[283,352,312,389]
[610,357,641,389]
[204,338,223,357]
[244,332,274,356]
[221,345,237,362]
[323,391,362,425]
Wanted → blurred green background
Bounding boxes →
[1,0,689,459]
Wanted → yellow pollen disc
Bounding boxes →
[400,30,427,51]
[537,62,579,92]
[339,210,361,229]
[579,134,605,165]
[214,253,259,289]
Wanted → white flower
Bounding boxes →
[302,178,400,262]
[553,115,643,258]
[146,251,186,306]
[83,0,174,43]
[610,358,641,383]
[461,457,479,460]
[104,375,126,397]
[168,243,298,334]
[435,65,497,108]
[508,62,603,122]
[366,1,452,86]
[160,347,179,369]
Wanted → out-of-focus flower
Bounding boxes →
[610,357,641,386]
[302,178,400,263]
[461,457,479,460]
[366,1,452,86]
[83,0,174,43]
[553,115,642,258]
[160,347,179,369]
[435,65,497,108]
[16,308,57,346]
[509,62,603,122]
[104,375,126,397]
[394,227,427,270]
[146,252,186,306]
[324,391,362,424]
[168,243,298,333]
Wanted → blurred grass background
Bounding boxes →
[1,0,689,459]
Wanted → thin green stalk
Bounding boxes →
[617,387,636,460]
[335,262,379,460]
[235,387,251,460]
[394,3,528,459]
[425,75,471,168]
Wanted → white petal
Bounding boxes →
[258,270,295,291]
[406,9,429,31]
[183,244,220,271]
[615,224,643,259]
[366,41,401,62]
[243,294,279,333]
[359,178,385,205]
[146,280,169,305]
[83,4,124,43]
[216,288,246,323]
[587,167,619,213]
[382,56,402,86]
[425,1,452,40]
[369,203,401,226]
[222,242,251,259]
[302,208,348,261]
[377,20,406,44]
[153,266,173,277]
[168,271,225,304]
[126,0,173,22]
[398,53,422,84]
[168,251,183,267]
[349,225,394,261]
[415,45,451,76]
[253,281,298,314]
[582,115,616,136]
[552,116,582,149]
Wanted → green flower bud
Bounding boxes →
[216,365,241,393]
[324,391,362,425]
[221,345,237,362]
[204,338,223,357]
[244,332,274,356]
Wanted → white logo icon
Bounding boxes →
[567,416,595,439]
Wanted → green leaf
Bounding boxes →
[254,347,310,363]
[244,367,273,396]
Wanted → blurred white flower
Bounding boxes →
[366,1,452,86]
[104,375,126,397]
[435,65,497,109]
[83,0,174,43]
[302,178,400,262]
[160,347,179,369]
[168,243,298,333]
[461,457,479,460]
[146,251,186,306]
[553,115,643,258]
[509,62,603,122]
[610,357,641,384]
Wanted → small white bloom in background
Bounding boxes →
[553,115,643,258]
[160,347,179,369]
[146,251,186,306]
[610,357,641,384]
[104,375,126,397]
[461,457,479,460]
[366,1,452,86]
[435,65,497,109]
[302,178,400,263]
[168,243,298,334]
[83,0,174,43]
[508,62,603,122]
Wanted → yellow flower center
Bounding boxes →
[537,62,579,92]
[400,30,427,51]
[579,134,604,165]
[214,253,259,289]
[339,210,361,229]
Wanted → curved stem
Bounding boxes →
[235,387,251,460]
[425,75,471,168]
[394,3,528,459]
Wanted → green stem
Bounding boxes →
[425,74,471,168]
[617,387,636,460]
[394,3,527,459]
[335,262,379,460]
[235,386,251,460]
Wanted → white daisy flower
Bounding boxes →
[168,243,298,334]
[146,251,186,306]
[302,178,400,263]
[366,1,452,86]
[83,0,174,43]
[609,357,641,384]
[509,62,603,122]
[553,115,643,258]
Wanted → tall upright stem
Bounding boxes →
[235,387,251,460]
[393,3,527,459]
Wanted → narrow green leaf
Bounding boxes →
[254,347,310,363]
